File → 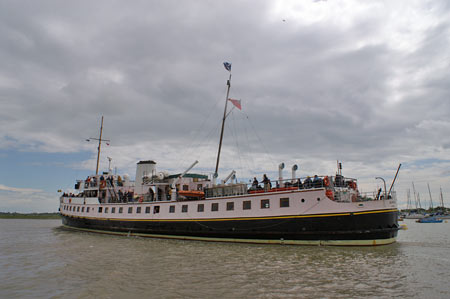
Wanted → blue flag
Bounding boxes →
[223,62,232,72]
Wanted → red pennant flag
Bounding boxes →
[228,98,242,110]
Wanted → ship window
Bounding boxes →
[105,207,109,213]
[182,205,188,213]
[261,199,270,209]
[87,207,90,213]
[128,207,133,213]
[119,207,123,213]
[111,207,116,213]
[136,207,142,213]
[197,184,203,191]
[317,198,321,202]
[77,207,80,212]
[98,207,103,213]
[211,203,219,212]
[243,200,251,210]
[197,204,204,212]
[226,202,234,211]
[183,185,189,191]
[82,207,85,212]
[146,207,151,213]
[169,205,175,213]
[280,198,289,208]
[154,206,160,214]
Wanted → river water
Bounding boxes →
[0,219,449,298]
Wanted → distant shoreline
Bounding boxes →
[0,212,60,219]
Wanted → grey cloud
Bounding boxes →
[1,0,450,206]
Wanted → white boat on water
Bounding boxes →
[59,64,400,246]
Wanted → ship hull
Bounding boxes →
[61,209,398,246]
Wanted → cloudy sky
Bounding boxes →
[1,0,450,212]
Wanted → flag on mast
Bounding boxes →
[223,62,232,72]
[228,98,241,110]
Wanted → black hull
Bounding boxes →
[61,210,399,245]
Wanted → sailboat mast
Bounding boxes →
[427,183,433,210]
[412,182,418,209]
[95,116,104,175]
[214,72,232,179]
[406,189,411,210]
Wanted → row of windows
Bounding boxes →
[63,197,320,215]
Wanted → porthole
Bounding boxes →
[301,199,305,203]
[317,198,321,201]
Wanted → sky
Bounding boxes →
[1,0,450,212]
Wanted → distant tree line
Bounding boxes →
[400,207,449,214]
[0,212,60,219]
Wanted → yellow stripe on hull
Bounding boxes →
[61,208,398,222]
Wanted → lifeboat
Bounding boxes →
[178,190,205,199]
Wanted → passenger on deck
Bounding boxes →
[296,178,303,189]
[252,177,259,189]
[117,176,123,186]
[262,174,271,191]
[335,174,344,187]
[313,175,322,188]
[304,176,312,189]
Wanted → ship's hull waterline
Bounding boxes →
[61,209,399,246]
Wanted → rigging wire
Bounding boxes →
[172,90,225,170]
[243,112,277,171]
[230,109,258,182]
[230,110,245,182]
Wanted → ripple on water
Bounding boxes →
[0,219,449,298]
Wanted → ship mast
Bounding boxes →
[214,64,232,182]
[95,116,104,175]
[86,116,110,175]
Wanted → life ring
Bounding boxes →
[69,198,72,203]
[323,176,330,187]
[325,189,334,200]
[138,196,143,203]
[100,180,106,189]
[351,182,357,190]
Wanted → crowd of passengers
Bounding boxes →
[80,175,124,189]
[62,192,81,197]
[249,174,350,192]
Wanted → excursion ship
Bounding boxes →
[59,64,400,246]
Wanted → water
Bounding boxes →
[0,219,449,298]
